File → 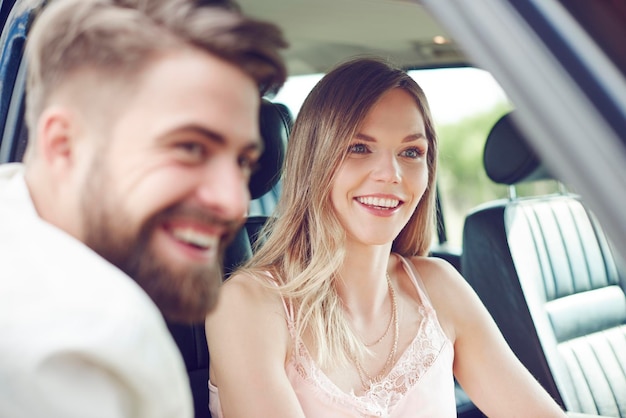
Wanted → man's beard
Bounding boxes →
[80,166,242,323]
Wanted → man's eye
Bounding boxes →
[238,155,260,174]
[178,142,204,157]
[348,143,369,154]
[175,142,206,162]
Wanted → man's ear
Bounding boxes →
[36,107,77,172]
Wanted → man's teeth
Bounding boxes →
[357,196,400,208]
[172,228,218,249]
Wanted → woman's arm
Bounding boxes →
[205,273,306,418]
[413,257,567,418]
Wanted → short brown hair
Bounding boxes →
[25,0,287,134]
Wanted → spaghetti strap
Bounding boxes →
[260,271,295,325]
[395,254,435,308]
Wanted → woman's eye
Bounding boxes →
[348,143,369,154]
[401,147,425,159]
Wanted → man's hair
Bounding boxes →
[24,0,287,136]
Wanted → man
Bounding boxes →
[0,0,286,416]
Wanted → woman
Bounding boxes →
[205,57,566,417]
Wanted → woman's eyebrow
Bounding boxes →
[354,132,426,143]
[403,133,426,143]
[354,133,376,142]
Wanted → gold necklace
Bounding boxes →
[363,274,395,347]
[353,273,399,391]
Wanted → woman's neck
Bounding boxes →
[335,244,394,321]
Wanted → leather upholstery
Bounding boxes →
[482,111,552,185]
[462,113,626,417]
[249,100,290,199]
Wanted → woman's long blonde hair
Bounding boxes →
[241,56,438,368]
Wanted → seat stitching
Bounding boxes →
[570,343,601,415]
[587,334,621,415]
[526,203,558,299]
[548,201,576,296]
[585,204,619,287]
[606,330,626,416]
[566,200,594,291]
[517,204,547,298]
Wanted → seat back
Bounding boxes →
[461,112,626,416]
[167,99,291,418]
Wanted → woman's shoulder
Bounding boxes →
[405,255,479,302]
[221,270,271,296]
[206,270,288,335]
[218,270,285,313]
[404,255,464,292]
[205,270,294,396]
[404,255,481,341]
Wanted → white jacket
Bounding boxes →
[0,163,193,418]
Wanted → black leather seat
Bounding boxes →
[461,112,626,417]
[167,98,291,418]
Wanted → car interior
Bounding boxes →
[1,1,624,418]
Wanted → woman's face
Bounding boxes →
[330,88,429,248]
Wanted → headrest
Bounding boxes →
[483,112,552,185]
[249,100,292,199]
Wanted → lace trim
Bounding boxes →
[288,305,449,417]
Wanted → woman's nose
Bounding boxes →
[371,151,401,183]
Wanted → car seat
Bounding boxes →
[461,112,626,417]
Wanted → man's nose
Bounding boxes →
[195,158,250,221]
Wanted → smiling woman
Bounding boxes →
[331,88,430,251]
[205,56,566,418]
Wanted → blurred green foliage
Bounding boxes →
[437,102,513,209]
[435,102,562,247]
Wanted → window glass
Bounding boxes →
[409,68,512,247]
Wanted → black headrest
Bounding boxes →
[483,112,552,185]
[249,100,292,199]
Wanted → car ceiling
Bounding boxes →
[236,0,468,76]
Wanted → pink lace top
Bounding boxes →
[209,255,456,417]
